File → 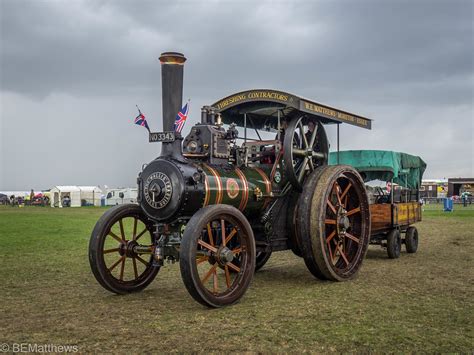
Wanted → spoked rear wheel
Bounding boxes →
[89,204,159,294]
[297,165,371,281]
[180,205,256,308]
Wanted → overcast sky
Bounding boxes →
[1,0,473,191]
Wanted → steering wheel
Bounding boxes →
[283,116,329,191]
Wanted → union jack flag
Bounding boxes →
[174,103,189,134]
[134,107,150,132]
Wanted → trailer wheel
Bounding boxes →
[405,226,418,253]
[255,251,272,271]
[180,205,256,308]
[297,165,371,281]
[89,204,159,294]
[386,229,401,259]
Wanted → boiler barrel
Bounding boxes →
[200,164,272,215]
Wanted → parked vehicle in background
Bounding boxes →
[105,188,137,206]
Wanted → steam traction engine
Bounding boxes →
[89,52,373,307]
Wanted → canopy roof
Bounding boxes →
[211,89,371,130]
[329,150,426,189]
[78,186,102,192]
[51,186,81,192]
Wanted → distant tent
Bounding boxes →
[50,186,81,207]
[78,186,102,206]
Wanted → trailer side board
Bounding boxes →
[370,201,421,234]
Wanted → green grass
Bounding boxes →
[0,205,473,353]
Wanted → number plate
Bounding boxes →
[149,131,175,143]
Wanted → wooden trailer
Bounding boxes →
[330,150,426,258]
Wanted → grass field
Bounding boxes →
[1,204,473,353]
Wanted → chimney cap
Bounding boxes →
[159,52,186,65]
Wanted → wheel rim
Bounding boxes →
[283,117,328,191]
[100,215,155,285]
[323,173,368,273]
[193,214,251,298]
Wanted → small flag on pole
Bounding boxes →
[134,105,150,133]
[174,102,189,134]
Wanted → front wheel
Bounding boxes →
[89,204,159,294]
[180,205,256,308]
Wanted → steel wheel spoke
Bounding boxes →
[132,257,138,279]
[334,182,343,206]
[297,157,309,182]
[336,244,349,265]
[201,263,217,284]
[328,241,335,265]
[293,148,307,157]
[196,256,209,264]
[198,239,218,253]
[103,248,120,254]
[119,256,126,281]
[345,232,360,244]
[340,183,352,201]
[227,262,241,273]
[225,228,237,245]
[109,256,124,272]
[309,124,318,148]
[221,219,226,246]
[132,218,138,240]
[326,230,336,243]
[108,232,123,244]
[347,206,360,216]
[224,265,231,288]
[213,269,218,293]
[299,121,308,149]
[119,219,126,241]
[325,219,336,225]
[232,247,242,255]
[207,223,214,246]
[135,229,148,241]
[327,199,337,215]
[135,255,149,266]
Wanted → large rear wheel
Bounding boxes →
[297,165,371,281]
[180,205,256,307]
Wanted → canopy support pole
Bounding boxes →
[277,110,281,142]
[337,123,340,164]
[244,113,247,144]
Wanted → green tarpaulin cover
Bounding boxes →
[329,150,426,189]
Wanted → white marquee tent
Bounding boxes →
[50,186,81,207]
[79,186,103,206]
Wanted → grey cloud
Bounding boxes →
[0,0,472,190]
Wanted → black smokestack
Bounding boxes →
[159,52,186,158]
[159,52,186,132]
